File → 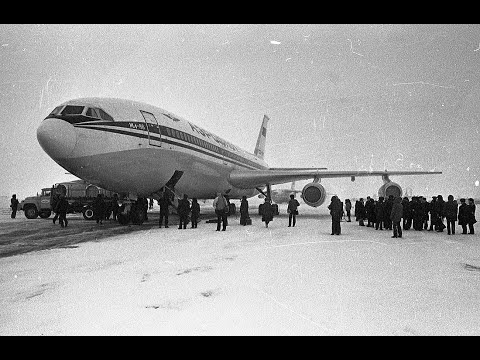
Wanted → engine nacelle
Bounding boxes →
[378,181,403,199]
[301,182,327,207]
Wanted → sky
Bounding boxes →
[1,203,479,335]
[1,24,480,201]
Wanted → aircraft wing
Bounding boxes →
[228,169,442,189]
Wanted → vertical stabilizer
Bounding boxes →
[254,115,269,159]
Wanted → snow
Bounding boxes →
[1,203,479,336]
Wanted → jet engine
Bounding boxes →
[378,181,403,199]
[301,182,327,207]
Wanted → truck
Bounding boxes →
[19,180,127,220]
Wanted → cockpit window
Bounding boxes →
[49,105,64,116]
[98,109,114,121]
[86,108,101,119]
[61,105,84,115]
[45,103,114,123]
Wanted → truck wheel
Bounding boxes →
[24,206,39,219]
[39,210,52,219]
[83,207,95,220]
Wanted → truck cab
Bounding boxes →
[19,188,53,219]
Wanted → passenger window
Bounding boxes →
[61,105,84,115]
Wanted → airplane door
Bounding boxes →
[140,110,162,147]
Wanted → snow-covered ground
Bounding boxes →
[1,203,479,336]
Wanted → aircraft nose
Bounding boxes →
[37,118,77,159]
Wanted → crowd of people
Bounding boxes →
[341,194,477,238]
[9,190,478,237]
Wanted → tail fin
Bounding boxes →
[290,181,296,192]
[254,115,269,159]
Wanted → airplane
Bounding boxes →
[36,97,442,224]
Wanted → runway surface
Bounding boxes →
[1,203,479,336]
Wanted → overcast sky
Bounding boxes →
[1,24,479,201]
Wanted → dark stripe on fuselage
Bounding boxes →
[74,122,266,170]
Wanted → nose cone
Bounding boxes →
[37,118,77,159]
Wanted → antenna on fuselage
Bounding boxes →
[254,115,269,159]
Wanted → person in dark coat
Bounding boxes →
[213,192,228,231]
[55,194,69,228]
[240,195,250,226]
[328,195,343,235]
[375,196,385,230]
[384,195,394,230]
[287,194,300,227]
[93,194,106,225]
[444,195,458,235]
[177,194,190,229]
[261,197,274,228]
[190,198,200,228]
[10,194,19,219]
[365,197,375,227]
[111,193,120,222]
[420,197,429,230]
[411,196,424,231]
[345,199,352,222]
[401,197,411,230]
[467,198,477,235]
[428,196,437,231]
[158,191,172,228]
[356,198,365,226]
[434,195,446,232]
[458,198,469,234]
[390,196,403,238]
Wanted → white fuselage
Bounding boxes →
[37,98,268,200]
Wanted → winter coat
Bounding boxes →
[401,199,411,218]
[240,199,249,216]
[390,197,403,223]
[365,199,375,220]
[384,198,394,218]
[158,196,172,214]
[10,197,19,210]
[177,198,190,216]
[287,198,300,214]
[467,204,477,225]
[93,196,106,216]
[345,201,352,212]
[458,203,468,226]
[434,197,445,217]
[55,197,69,214]
[213,195,227,211]
[355,201,365,220]
[190,201,200,218]
[261,202,274,222]
[444,200,458,221]
[375,200,385,221]
[328,198,343,221]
